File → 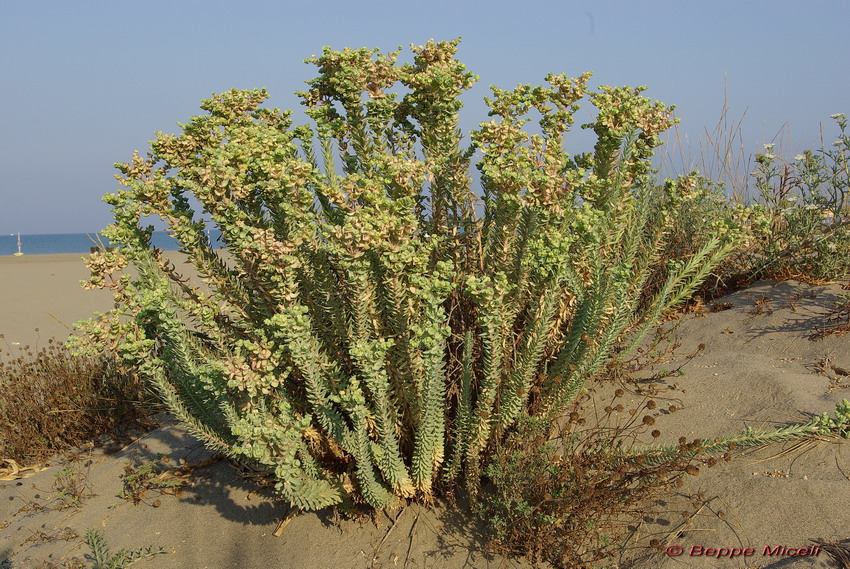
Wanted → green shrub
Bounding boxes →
[72,39,759,512]
[643,175,754,300]
[734,114,850,281]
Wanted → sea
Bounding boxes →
[0,231,223,256]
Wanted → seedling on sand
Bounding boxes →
[51,465,95,509]
[5,530,163,569]
[83,529,164,569]
[119,454,188,506]
[14,458,96,515]
[118,453,222,505]
[23,527,79,545]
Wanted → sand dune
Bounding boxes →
[1,253,849,568]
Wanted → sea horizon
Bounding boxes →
[0,230,223,256]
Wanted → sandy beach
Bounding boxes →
[0,252,198,355]
[1,253,849,568]
[0,254,114,354]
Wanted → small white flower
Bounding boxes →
[793,154,805,161]
[830,113,845,120]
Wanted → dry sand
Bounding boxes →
[0,254,114,353]
[595,280,850,568]
[1,253,849,568]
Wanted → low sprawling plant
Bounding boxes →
[484,395,850,567]
[70,41,850,561]
[83,528,164,569]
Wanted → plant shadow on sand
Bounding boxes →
[1,416,531,569]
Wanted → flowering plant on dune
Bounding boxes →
[73,39,836,515]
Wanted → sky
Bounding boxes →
[1,0,848,234]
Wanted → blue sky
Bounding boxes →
[1,0,848,234]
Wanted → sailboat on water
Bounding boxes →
[13,232,23,256]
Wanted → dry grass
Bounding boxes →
[476,407,723,569]
[0,336,159,465]
[812,292,850,340]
